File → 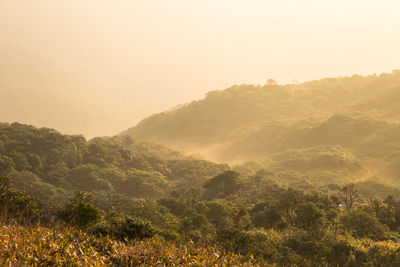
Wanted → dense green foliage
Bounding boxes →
[125,71,400,175]
[3,167,400,265]
[3,72,400,265]
[0,122,228,203]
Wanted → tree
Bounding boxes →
[0,176,44,223]
[0,155,14,175]
[276,188,303,226]
[294,202,325,230]
[341,184,359,210]
[266,79,278,86]
[69,164,112,192]
[27,153,43,173]
[340,209,389,240]
[118,168,167,198]
[202,171,240,200]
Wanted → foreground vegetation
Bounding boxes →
[0,223,260,266]
[3,170,400,266]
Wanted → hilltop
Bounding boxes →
[124,71,400,183]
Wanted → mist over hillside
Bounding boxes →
[3,0,400,264]
[4,88,400,265]
[123,71,400,184]
[4,72,400,265]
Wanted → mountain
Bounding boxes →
[122,71,400,186]
[4,81,400,266]
[124,71,400,157]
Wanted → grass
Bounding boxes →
[0,222,265,266]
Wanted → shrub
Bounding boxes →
[340,209,389,240]
[91,212,156,240]
[58,191,101,228]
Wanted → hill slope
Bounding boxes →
[124,71,400,172]
[0,122,228,203]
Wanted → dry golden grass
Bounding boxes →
[0,223,265,266]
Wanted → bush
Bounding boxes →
[58,191,102,228]
[0,176,46,224]
[91,212,156,240]
[340,209,389,240]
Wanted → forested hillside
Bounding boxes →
[124,71,400,173]
[3,119,400,265]
[3,72,400,265]
[0,122,228,204]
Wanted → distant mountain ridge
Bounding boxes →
[123,71,400,166]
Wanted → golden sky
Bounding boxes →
[0,0,399,137]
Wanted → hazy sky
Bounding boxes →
[0,0,399,137]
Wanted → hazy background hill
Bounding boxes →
[124,71,400,182]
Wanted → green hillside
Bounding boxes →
[124,71,400,182]
[3,120,400,265]
[0,122,228,203]
[3,72,400,265]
